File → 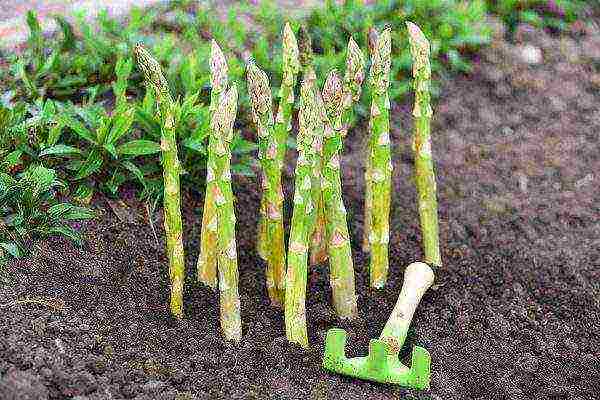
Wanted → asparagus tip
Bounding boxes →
[322,70,343,112]
[210,40,228,93]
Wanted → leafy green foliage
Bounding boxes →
[487,0,587,36]
[0,0,585,211]
[0,165,94,261]
[0,99,67,172]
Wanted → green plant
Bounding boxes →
[249,24,300,304]
[57,100,160,197]
[407,22,442,267]
[197,42,231,290]
[198,42,242,341]
[212,83,242,342]
[9,9,155,101]
[0,165,94,261]
[487,0,587,35]
[247,62,287,306]
[321,69,358,319]
[304,0,491,105]
[294,27,328,267]
[0,100,67,173]
[134,43,186,319]
[364,27,393,289]
[285,72,319,348]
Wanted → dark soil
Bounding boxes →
[2,22,600,400]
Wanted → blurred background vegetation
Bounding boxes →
[0,0,596,264]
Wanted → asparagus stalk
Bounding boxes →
[247,61,286,306]
[134,44,185,319]
[366,27,392,288]
[285,72,319,348]
[341,37,366,137]
[296,27,327,266]
[321,70,358,319]
[212,83,242,342]
[197,41,230,288]
[407,22,442,267]
[257,23,300,267]
[362,28,379,253]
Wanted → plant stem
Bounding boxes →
[247,61,286,306]
[321,70,358,319]
[206,42,242,342]
[257,24,300,270]
[197,40,230,289]
[134,44,185,318]
[407,22,442,267]
[366,28,392,289]
[285,70,319,348]
[362,29,379,254]
[341,37,366,137]
[212,83,242,342]
[296,27,327,267]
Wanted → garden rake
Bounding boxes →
[323,262,434,388]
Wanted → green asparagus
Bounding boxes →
[212,82,242,342]
[285,71,319,348]
[296,27,327,267]
[257,23,300,272]
[365,27,392,288]
[134,44,185,319]
[407,22,442,267]
[197,40,230,289]
[321,70,358,319]
[247,61,286,306]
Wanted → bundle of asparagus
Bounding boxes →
[134,44,186,319]
[252,23,300,306]
[364,27,393,289]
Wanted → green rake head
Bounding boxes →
[323,328,431,389]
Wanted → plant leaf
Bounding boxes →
[107,107,135,145]
[47,225,83,245]
[57,113,96,145]
[0,242,21,258]
[39,144,82,157]
[116,140,161,156]
[75,149,103,180]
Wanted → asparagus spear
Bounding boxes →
[257,23,300,269]
[285,71,319,348]
[321,70,358,319]
[212,83,242,342]
[296,27,328,266]
[247,61,286,306]
[407,22,442,267]
[341,37,366,137]
[134,44,185,319]
[362,28,379,253]
[197,41,230,289]
[366,27,392,288]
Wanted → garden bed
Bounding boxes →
[1,11,600,400]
